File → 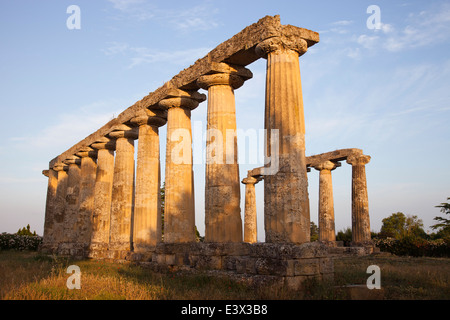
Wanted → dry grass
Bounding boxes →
[1,250,449,300]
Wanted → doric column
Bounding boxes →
[52,163,68,250]
[313,161,340,242]
[256,36,311,244]
[107,124,138,256]
[158,89,206,243]
[130,109,167,252]
[346,154,371,245]
[41,168,58,251]
[62,155,81,249]
[197,63,252,242]
[89,137,116,257]
[241,176,262,244]
[75,147,98,255]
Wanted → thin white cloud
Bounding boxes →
[107,0,219,31]
[103,42,212,69]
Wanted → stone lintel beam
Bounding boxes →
[49,15,318,169]
[306,148,363,168]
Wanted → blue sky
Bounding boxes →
[0,0,449,240]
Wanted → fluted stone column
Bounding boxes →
[197,63,252,242]
[75,147,97,255]
[130,109,167,252]
[62,155,81,254]
[89,137,116,257]
[347,154,371,245]
[256,36,311,244]
[41,168,58,251]
[242,176,262,244]
[313,161,340,242]
[52,163,68,250]
[107,124,138,257]
[158,90,205,243]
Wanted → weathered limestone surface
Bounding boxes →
[159,90,205,243]
[198,63,252,243]
[61,156,81,250]
[144,242,333,290]
[257,36,311,244]
[242,176,262,243]
[313,161,340,242]
[89,137,116,257]
[75,147,97,252]
[131,109,167,252]
[347,154,371,245]
[41,169,58,250]
[107,125,138,257]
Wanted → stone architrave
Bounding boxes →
[313,160,340,242]
[107,124,138,256]
[51,163,69,251]
[346,154,371,245]
[41,168,58,250]
[89,137,115,256]
[158,90,206,243]
[62,155,82,248]
[256,36,311,244]
[197,63,252,243]
[242,176,262,243]
[130,109,167,251]
[75,147,98,254]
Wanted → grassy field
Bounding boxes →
[1,250,449,300]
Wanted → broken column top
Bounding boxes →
[48,15,319,168]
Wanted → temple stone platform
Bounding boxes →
[127,242,333,290]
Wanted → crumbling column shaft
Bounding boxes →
[90,141,115,255]
[347,154,371,244]
[198,70,251,243]
[164,106,196,243]
[63,158,81,245]
[134,124,162,249]
[317,164,336,242]
[257,37,310,244]
[42,169,58,248]
[52,165,68,249]
[109,132,136,252]
[76,149,97,252]
[242,176,260,243]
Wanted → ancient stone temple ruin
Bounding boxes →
[41,15,373,289]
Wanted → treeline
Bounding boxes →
[331,197,450,257]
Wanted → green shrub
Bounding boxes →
[0,233,43,251]
[375,237,450,257]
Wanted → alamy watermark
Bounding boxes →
[66,265,81,289]
[366,5,381,30]
[171,123,280,175]
[66,5,81,30]
[366,265,381,289]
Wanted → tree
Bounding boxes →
[16,224,36,236]
[431,197,450,239]
[379,212,426,239]
[310,221,319,241]
[336,227,352,246]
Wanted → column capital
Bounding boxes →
[313,160,341,172]
[242,176,262,185]
[107,124,139,140]
[197,63,253,90]
[90,136,116,150]
[129,108,167,127]
[255,36,308,58]
[346,154,371,166]
[75,146,98,159]
[52,162,68,172]
[63,155,81,165]
[157,89,206,111]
